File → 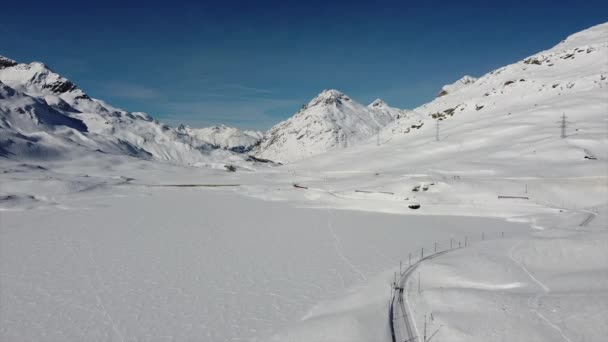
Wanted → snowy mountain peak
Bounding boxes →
[437,75,477,97]
[305,89,350,108]
[318,88,347,98]
[253,90,396,162]
[368,98,387,108]
[0,57,83,98]
[27,61,50,71]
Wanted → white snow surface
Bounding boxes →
[1,22,607,342]
[0,157,531,342]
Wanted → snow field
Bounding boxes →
[0,166,531,341]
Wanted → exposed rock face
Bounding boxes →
[0,56,18,69]
[41,79,78,94]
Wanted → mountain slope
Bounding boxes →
[253,90,396,163]
[293,22,607,183]
[0,80,91,159]
[0,81,87,133]
[407,21,608,143]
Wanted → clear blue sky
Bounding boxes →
[2,1,606,130]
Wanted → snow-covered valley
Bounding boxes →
[0,158,533,341]
[1,22,607,342]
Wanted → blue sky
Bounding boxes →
[2,1,607,130]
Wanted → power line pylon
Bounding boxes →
[435,119,440,142]
[557,113,571,138]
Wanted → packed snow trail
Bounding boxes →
[325,208,368,282]
[82,239,126,342]
[579,210,597,226]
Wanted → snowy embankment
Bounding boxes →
[405,209,608,342]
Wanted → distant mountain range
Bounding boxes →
[0,56,259,167]
[1,22,607,166]
[178,124,263,153]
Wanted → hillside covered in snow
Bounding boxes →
[370,21,608,172]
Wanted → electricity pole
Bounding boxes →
[557,113,571,139]
[435,119,440,142]
[424,314,427,342]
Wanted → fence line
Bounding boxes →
[389,230,507,342]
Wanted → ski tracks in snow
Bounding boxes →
[71,239,125,342]
[325,208,368,282]
[508,240,573,342]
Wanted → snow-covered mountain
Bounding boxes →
[0,80,92,159]
[179,124,262,152]
[0,56,250,167]
[3,22,606,168]
[303,22,608,177]
[253,89,397,163]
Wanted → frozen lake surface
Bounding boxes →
[1,185,529,341]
